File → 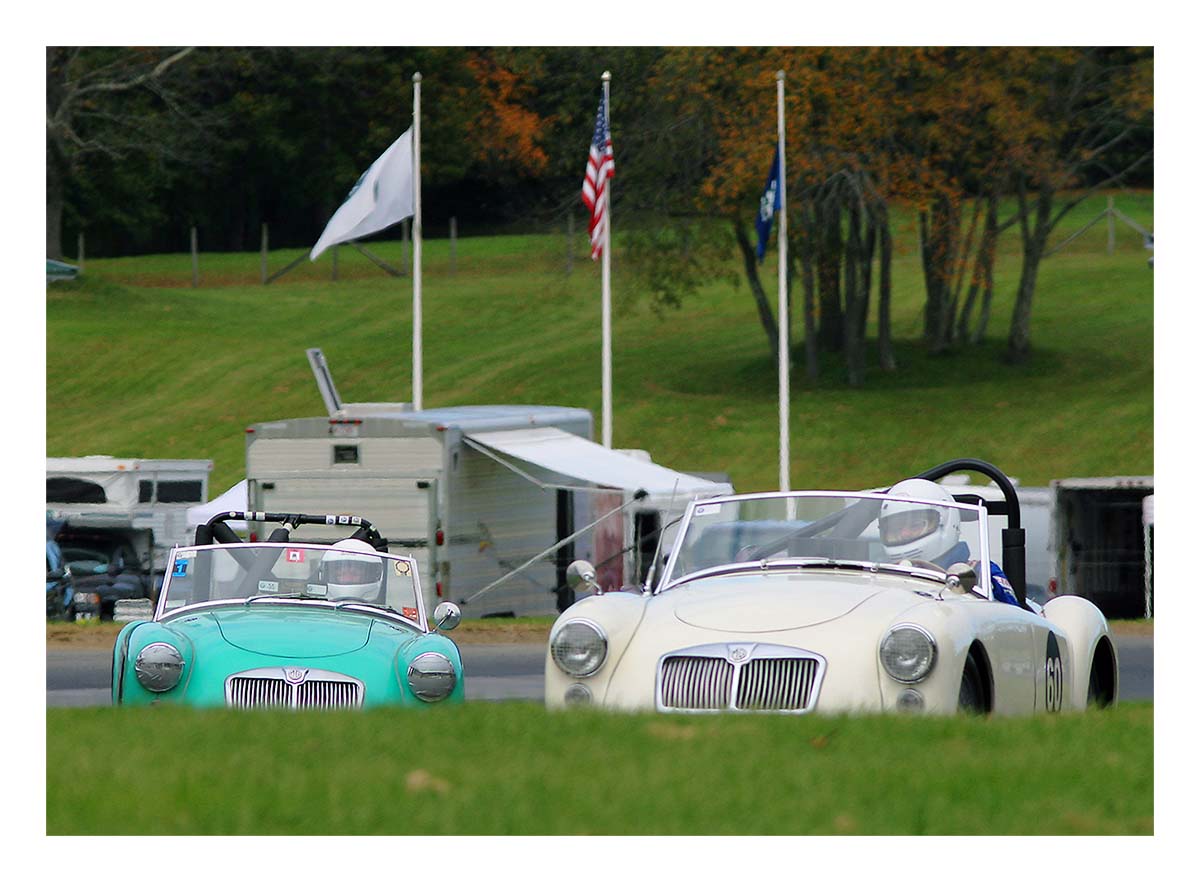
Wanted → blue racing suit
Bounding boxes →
[933,541,1021,606]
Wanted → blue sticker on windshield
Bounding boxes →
[172,559,189,578]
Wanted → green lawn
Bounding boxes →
[46,190,1153,493]
[46,702,1152,835]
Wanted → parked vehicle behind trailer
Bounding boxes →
[47,456,213,619]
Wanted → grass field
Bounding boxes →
[45,190,1153,494]
[46,701,1152,836]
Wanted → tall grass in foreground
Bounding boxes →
[47,702,1151,835]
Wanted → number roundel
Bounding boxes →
[1045,633,1064,713]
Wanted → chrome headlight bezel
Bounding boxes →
[134,642,185,693]
[879,624,938,684]
[550,619,608,678]
[406,652,458,702]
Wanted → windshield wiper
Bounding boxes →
[333,600,398,614]
[244,592,323,605]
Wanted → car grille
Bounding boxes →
[225,668,364,710]
[658,645,824,713]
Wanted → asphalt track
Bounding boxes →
[46,636,1152,709]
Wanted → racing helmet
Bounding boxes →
[878,478,961,564]
[320,538,385,602]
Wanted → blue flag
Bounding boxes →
[755,144,782,262]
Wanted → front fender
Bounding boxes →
[1043,595,1117,708]
[874,602,981,715]
[112,621,197,705]
[545,592,647,708]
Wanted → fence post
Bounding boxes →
[77,231,85,271]
[260,223,268,284]
[450,216,457,275]
[566,211,574,276]
[1107,195,1115,255]
[190,226,199,287]
[332,244,339,281]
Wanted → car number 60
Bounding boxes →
[1045,633,1064,713]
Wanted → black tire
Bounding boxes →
[1086,643,1115,708]
[958,653,986,714]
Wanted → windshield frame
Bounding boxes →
[656,490,991,595]
[154,542,429,631]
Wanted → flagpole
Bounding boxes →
[776,70,789,493]
[601,71,613,449]
[412,72,423,411]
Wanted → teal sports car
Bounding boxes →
[112,511,464,709]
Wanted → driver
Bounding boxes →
[878,478,970,568]
[879,478,1022,607]
[319,538,386,603]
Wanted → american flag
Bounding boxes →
[581,92,614,260]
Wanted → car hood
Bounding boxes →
[667,569,924,633]
[205,607,375,658]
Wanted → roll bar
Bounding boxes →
[195,511,388,553]
[911,458,1027,609]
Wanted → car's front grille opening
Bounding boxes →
[226,669,364,710]
[658,646,823,713]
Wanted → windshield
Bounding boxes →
[661,492,991,591]
[157,543,425,627]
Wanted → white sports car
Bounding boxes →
[546,459,1117,715]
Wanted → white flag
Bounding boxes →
[310,128,415,261]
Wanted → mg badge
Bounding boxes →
[283,667,308,685]
[729,647,749,662]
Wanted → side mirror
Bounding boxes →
[566,560,600,595]
[433,601,461,631]
[946,562,978,595]
[114,598,154,622]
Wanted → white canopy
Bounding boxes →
[464,427,730,498]
[186,479,249,528]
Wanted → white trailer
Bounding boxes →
[46,456,213,574]
[241,351,731,618]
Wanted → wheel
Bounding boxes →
[958,653,986,713]
[1086,641,1116,708]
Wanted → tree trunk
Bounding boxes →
[817,196,844,352]
[876,203,897,372]
[964,191,999,344]
[732,216,779,364]
[843,197,866,387]
[922,195,961,354]
[47,147,66,259]
[1006,184,1055,362]
[799,203,819,382]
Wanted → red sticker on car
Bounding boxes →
[402,607,419,620]
[285,548,306,563]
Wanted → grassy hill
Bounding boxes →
[45,191,1153,494]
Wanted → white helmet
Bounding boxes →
[878,478,961,564]
[320,538,385,602]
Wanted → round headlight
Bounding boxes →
[880,625,937,683]
[134,642,185,693]
[550,620,607,678]
[407,652,458,702]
